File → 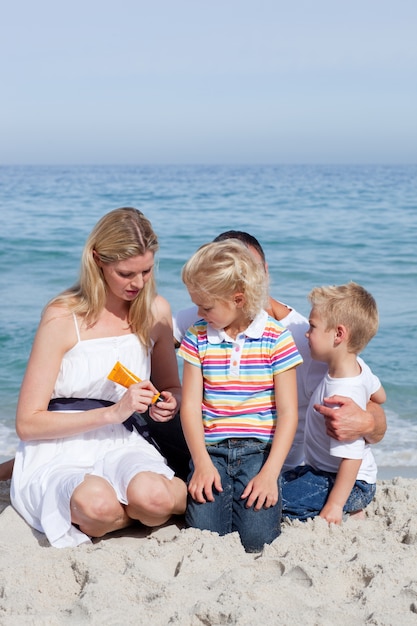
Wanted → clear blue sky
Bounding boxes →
[1,0,416,164]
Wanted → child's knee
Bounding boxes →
[236,506,281,552]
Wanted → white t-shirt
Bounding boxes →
[304,356,380,483]
[173,302,327,470]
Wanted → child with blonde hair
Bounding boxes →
[282,282,386,524]
[178,240,302,552]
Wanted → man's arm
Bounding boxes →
[314,396,387,445]
[0,458,14,481]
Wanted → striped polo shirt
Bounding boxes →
[178,310,303,445]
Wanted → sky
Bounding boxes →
[1,0,416,165]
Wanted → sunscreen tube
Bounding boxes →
[107,361,162,404]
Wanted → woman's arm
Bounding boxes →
[16,306,157,441]
[149,295,182,421]
[242,367,298,510]
[180,361,222,502]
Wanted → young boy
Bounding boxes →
[281,282,386,524]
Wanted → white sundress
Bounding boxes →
[10,318,174,548]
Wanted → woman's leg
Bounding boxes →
[126,472,187,527]
[70,475,131,537]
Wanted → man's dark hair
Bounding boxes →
[213,230,266,265]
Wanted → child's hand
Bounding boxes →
[188,460,223,503]
[241,470,279,510]
[319,501,343,525]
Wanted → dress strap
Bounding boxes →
[72,312,81,343]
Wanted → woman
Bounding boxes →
[11,207,187,547]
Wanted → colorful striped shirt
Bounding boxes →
[178,310,303,445]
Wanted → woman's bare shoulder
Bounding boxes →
[39,304,78,351]
[152,294,173,321]
[30,303,79,359]
[41,303,74,325]
[150,295,174,346]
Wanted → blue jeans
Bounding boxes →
[185,439,282,553]
[281,464,376,521]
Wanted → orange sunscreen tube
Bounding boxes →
[107,361,162,404]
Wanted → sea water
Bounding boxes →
[0,164,416,473]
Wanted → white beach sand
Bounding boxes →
[1,476,417,625]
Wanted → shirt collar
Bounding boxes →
[207,309,268,344]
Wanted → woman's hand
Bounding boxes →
[113,381,159,422]
[148,390,178,422]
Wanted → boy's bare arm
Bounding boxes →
[320,457,362,524]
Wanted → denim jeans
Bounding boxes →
[185,439,282,553]
[281,464,376,521]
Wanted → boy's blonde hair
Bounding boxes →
[182,240,269,320]
[308,281,379,353]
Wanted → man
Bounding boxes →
[173,231,386,472]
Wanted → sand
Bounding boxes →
[1,477,417,625]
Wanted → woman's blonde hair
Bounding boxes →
[308,281,379,353]
[182,239,269,320]
[49,207,159,349]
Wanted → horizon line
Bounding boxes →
[1,162,416,168]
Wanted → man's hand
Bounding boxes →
[314,395,386,444]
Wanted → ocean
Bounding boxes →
[0,164,416,474]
